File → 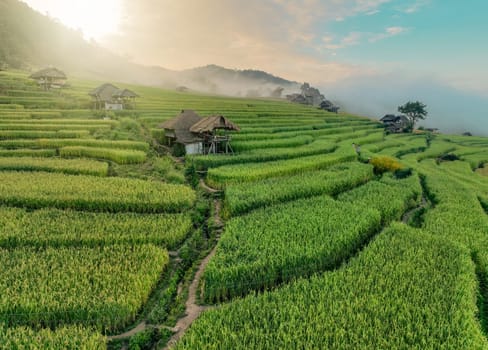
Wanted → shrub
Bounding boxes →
[370,156,403,174]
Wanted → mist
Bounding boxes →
[324,73,488,136]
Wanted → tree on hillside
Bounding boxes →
[398,101,428,130]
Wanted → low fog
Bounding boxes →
[324,73,488,136]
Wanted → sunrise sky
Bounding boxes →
[20,0,488,133]
[21,0,487,92]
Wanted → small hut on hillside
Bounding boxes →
[159,110,204,155]
[159,110,239,155]
[380,114,410,133]
[29,67,67,90]
[89,83,139,110]
[190,115,240,154]
[319,100,340,113]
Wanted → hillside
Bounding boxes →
[0,70,487,348]
[0,0,297,95]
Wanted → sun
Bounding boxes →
[22,0,122,40]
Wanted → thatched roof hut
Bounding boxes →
[159,110,203,145]
[158,111,240,155]
[190,115,240,134]
[89,84,138,110]
[29,67,67,89]
[89,83,120,102]
[114,89,139,98]
[380,114,410,133]
[30,67,66,80]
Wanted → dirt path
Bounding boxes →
[402,195,427,224]
[107,188,223,347]
[108,322,148,341]
[163,199,222,349]
[199,178,222,194]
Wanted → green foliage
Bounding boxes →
[0,148,56,157]
[176,225,488,349]
[369,156,403,174]
[129,328,158,350]
[206,145,356,188]
[338,174,421,225]
[0,171,196,213]
[0,129,89,139]
[231,135,314,151]
[203,195,381,302]
[0,325,105,349]
[60,146,147,164]
[0,207,192,249]
[188,140,336,170]
[0,157,108,176]
[398,101,428,128]
[185,162,199,189]
[223,162,373,216]
[0,245,168,332]
[0,138,149,151]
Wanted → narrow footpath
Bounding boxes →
[108,183,223,349]
[164,199,223,349]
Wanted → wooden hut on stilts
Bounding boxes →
[158,111,240,156]
[190,115,240,154]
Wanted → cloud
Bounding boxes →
[101,0,385,83]
[369,26,409,42]
[323,32,363,50]
[323,26,408,50]
[324,71,488,136]
[401,0,430,14]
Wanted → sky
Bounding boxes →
[21,0,488,134]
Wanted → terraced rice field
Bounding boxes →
[1,70,488,349]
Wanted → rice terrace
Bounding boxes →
[1,0,488,349]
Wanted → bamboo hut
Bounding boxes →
[159,111,240,155]
[89,84,139,110]
[29,67,67,90]
[190,115,240,154]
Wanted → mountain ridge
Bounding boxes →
[0,0,298,96]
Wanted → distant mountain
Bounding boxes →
[0,0,298,97]
[178,65,298,96]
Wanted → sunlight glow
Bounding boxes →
[22,0,122,40]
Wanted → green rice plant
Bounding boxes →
[60,146,147,164]
[416,140,457,161]
[0,245,168,332]
[206,145,357,188]
[338,173,421,224]
[0,148,56,157]
[177,224,487,349]
[0,157,108,176]
[0,138,149,151]
[0,207,192,249]
[0,118,117,125]
[189,140,336,169]
[419,160,488,259]
[223,162,373,216]
[203,195,381,302]
[0,171,195,213]
[0,123,111,131]
[461,151,488,170]
[0,325,105,349]
[0,112,31,119]
[231,135,314,152]
[0,130,90,139]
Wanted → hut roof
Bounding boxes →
[190,115,240,133]
[29,67,66,79]
[380,114,397,122]
[159,110,203,144]
[113,89,139,98]
[89,83,120,102]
